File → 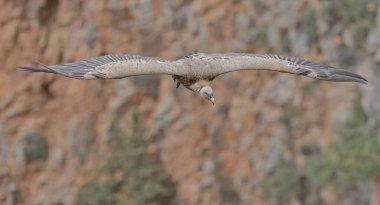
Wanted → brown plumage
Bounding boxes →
[17,51,368,104]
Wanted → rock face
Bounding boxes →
[0,0,379,205]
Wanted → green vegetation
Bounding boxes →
[279,29,290,52]
[262,159,300,205]
[22,133,49,163]
[77,112,176,205]
[299,8,317,43]
[296,0,379,48]
[322,0,379,43]
[77,181,116,205]
[306,93,380,185]
[336,43,356,67]
[322,0,378,25]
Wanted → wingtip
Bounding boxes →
[359,78,368,85]
[354,78,368,85]
[16,66,54,73]
[352,74,369,85]
[326,67,369,85]
[17,66,36,72]
[361,77,369,85]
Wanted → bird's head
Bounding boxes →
[199,86,215,105]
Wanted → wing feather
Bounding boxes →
[17,54,179,80]
[198,53,367,84]
[17,52,368,84]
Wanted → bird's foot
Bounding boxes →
[184,49,199,58]
[172,76,181,88]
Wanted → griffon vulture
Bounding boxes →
[17,50,367,105]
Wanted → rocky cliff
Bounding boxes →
[0,0,379,205]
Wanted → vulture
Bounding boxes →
[17,50,367,105]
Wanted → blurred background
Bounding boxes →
[0,0,379,204]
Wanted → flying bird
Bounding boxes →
[17,50,367,105]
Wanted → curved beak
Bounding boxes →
[210,97,215,105]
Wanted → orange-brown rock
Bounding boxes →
[0,0,378,205]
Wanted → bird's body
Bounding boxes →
[17,51,367,104]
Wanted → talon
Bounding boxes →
[176,82,180,88]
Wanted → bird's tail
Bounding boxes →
[17,66,55,73]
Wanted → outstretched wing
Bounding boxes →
[17,54,179,80]
[198,53,367,84]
